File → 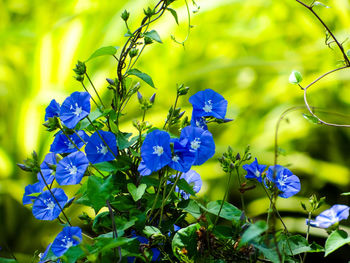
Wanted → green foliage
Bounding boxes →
[324,230,350,256]
[126,69,155,88]
[86,46,119,62]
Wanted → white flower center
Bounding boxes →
[254,170,260,177]
[97,144,108,155]
[153,145,164,156]
[61,236,74,249]
[203,100,213,113]
[46,200,55,210]
[73,103,82,117]
[172,155,180,162]
[67,142,75,149]
[68,165,78,175]
[190,138,201,150]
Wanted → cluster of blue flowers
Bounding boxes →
[138,89,231,197]
[243,158,350,229]
[243,158,301,199]
[22,91,121,259]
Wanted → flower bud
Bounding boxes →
[178,111,185,118]
[144,37,153,45]
[73,61,86,75]
[129,48,138,58]
[106,78,115,86]
[121,10,130,21]
[17,163,32,172]
[177,84,190,95]
[137,91,143,103]
[144,7,154,17]
[289,70,302,85]
[149,93,156,103]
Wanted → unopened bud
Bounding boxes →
[17,163,32,172]
[121,10,130,21]
[129,48,138,58]
[137,91,143,103]
[149,93,156,103]
[178,111,185,118]
[144,37,153,45]
[106,78,115,86]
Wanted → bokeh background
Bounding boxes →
[1,0,350,261]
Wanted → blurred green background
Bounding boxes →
[1,0,350,261]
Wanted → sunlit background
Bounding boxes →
[1,0,350,261]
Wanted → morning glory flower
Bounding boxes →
[306,204,350,229]
[139,130,172,173]
[265,165,300,198]
[22,182,44,205]
[190,112,208,130]
[85,130,118,164]
[243,158,267,183]
[168,139,196,173]
[50,130,89,154]
[56,151,89,185]
[189,89,228,119]
[51,226,82,257]
[138,160,152,176]
[179,126,215,165]
[175,170,202,199]
[45,99,61,121]
[37,152,57,185]
[32,188,68,220]
[60,91,91,129]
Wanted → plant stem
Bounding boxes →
[81,81,99,108]
[107,200,122,263]
[213,171,232,229]
[85,72,105,108]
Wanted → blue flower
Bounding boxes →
[175,170,202,199]
[22,182,44,205]
[306,204,350,229]
[190,112,208,130]
[179,126,215,165]
[85,130,118,164]
[139,130,172,173]
[51,226,82,257]
[32,188,68,220]
[189,89,228,119]
[138,160,152,176]
[50,130,88,154]
[266,165,300,198]
[56,151,89,185]
[60,91,91,129]
[242,158,266,183]
[168,139,196,173]
[37,152,57,185]
[45,99,61,121]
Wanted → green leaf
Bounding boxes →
[127,183,147,202]
[86,46,119,62]
[172,223,200,260]
[178,199,202,219]
[144,30,162,43]
[86,175,117,213]
[341,192,350,196]
[347,50,350,58]
[289,70,303,84]
[177,178,196,196]
[110,195,135,212]
[206,200,242,221]
[143,226,162,238]
[285,235,324,255]
[116,131,135,149]
[303,114,319,124]
[61,245,84,263]
[325,230,350,256]
[127,68,155,88]
[167,8,179,24]
[91,236,135,254]
[239,221,267,246]
[79,108,104,129]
